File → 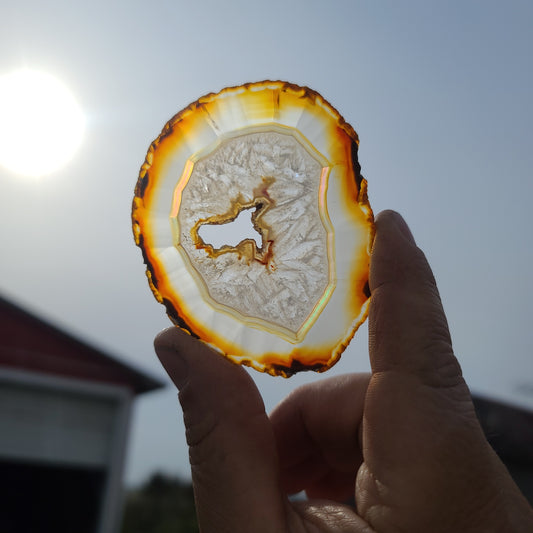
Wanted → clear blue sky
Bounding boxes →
[1,0,532,486]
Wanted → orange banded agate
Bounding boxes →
[132,81,374,376]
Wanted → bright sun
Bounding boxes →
[0,69,85,177]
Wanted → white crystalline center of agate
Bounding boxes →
[176,130,333,337]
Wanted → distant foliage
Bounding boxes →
[121,473,198,533]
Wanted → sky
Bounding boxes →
[0,0,532,486]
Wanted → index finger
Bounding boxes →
[368,210,461,386]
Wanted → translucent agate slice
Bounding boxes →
[132,81,374,377]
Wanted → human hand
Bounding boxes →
[154,210,533,532]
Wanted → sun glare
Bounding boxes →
[0,69,85,177]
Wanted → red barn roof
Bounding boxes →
[0,295,163,394]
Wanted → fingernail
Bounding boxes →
[154,329,190,390]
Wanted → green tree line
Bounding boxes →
[121,473,198,533]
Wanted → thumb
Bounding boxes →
[154,327,287,533]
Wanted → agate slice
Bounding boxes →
[132,81,374,376]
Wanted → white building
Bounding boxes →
[0,295,162,533]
